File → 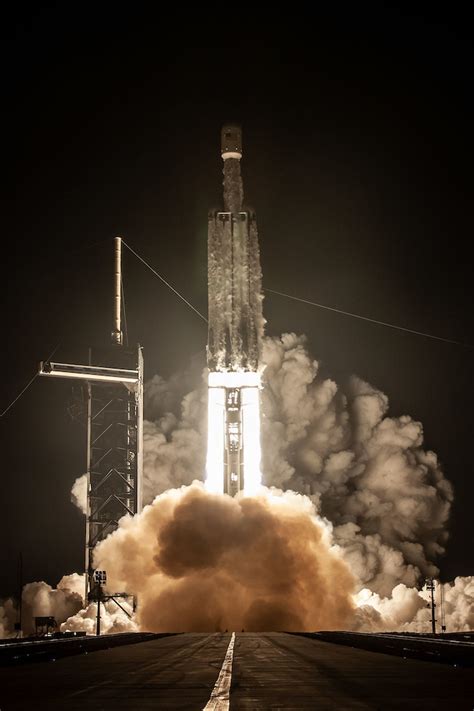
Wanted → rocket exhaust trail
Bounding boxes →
[206,126,264,496]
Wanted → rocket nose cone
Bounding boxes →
[221,124,242,158]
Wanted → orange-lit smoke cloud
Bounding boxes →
[94,483,356,632]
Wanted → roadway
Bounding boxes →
[0,632,472,710]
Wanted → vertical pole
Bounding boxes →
[17,552,23,636]
[440,583,446,633]
[136,346,144,514]
[430,581,436,635]
[85,375,92,603]
[112,237,123,346]
[96,587,101,636]
[426,578,437,635]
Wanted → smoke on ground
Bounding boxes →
[0,573,137,638]
[0,598,16,639]
[0,573,84,637]
[92,482,356,632]
[354,576,474,632]
[62,597,137,635]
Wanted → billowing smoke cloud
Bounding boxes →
[260,334,453,596]
[60,331,469,633]
[354,576,474,633]
[441,576,474,631]
[93,483,356,632]
[0,574,84,637]
[142,367,207,502]
[62,598,137,635]
[71,473,88,514]
[0,598,16,638]
[141,333,453,599]
[21,574,85,634]
[0,573,137,638]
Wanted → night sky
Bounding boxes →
[2,7,473,597]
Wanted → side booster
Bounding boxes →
[206,125,264,497]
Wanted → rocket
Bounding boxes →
[205,125,264,497]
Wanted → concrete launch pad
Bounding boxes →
[0,632,472,710]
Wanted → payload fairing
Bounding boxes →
[205,126,264,496]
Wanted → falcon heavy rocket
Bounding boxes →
[205,125,264,496]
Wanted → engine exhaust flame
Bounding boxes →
[205,371,262,496]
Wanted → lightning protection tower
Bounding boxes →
[39,237,143,600]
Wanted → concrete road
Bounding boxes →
[0,632,472,710]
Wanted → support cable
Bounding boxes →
[4,247,468,419]
[0,342,62,418]
[0,373,38,418]
[121,275,129,347]
[265,288,473,348]
[109,596,133,619]
[122,240,207,323]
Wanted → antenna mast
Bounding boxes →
[112,236,123,345]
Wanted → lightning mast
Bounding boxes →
[39,237,143,599]
[426,578,437,635]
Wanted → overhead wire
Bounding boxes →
[2,239,207,418]
[121,275,129,347]
[0,342,62,418]
[122,240,208,323]
[264,288,473,349]
[4,242,470,419]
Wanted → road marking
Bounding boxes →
[69,679,111,697]
[203,632,235,711]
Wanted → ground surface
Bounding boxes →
[0,632,472,710]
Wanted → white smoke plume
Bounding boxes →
[0,597,16,638]
[0,573,85,637]
[71,473,87,514]
[142,373,207,502]
[61,598,137,635]
[354,576,474,633]
[0,573,137,637]
[260,334,453,596]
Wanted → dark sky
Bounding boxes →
[2,7,473,596]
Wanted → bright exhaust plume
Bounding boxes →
[205,371,262,496]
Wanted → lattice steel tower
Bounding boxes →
[40,237,143,599]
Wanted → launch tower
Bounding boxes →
[39,238,143,599]
[206,126,264,496]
